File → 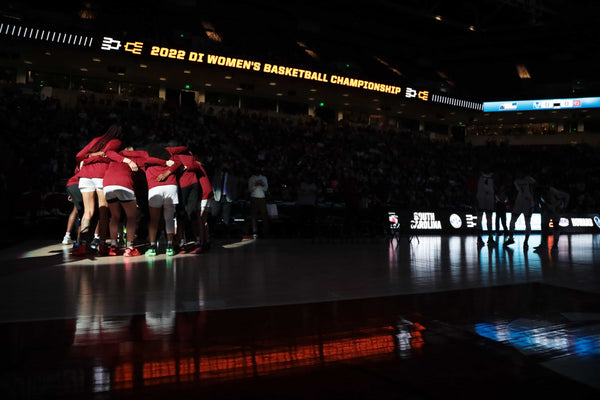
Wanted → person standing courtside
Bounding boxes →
[476,165,496,247]
[535,183,570,253]
[211,159,240,233]
[504,169,536,249]
[494,180,509,238]
[248,164,269,238]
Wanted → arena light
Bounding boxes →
[202,21,222,43]
[375,56,403,77]
[79,4,95,19]
[516,64,531,79]
[304,49,319,59]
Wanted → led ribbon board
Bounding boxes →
[483,97,600,112]
[0,22,94,47]
[3,24,485,109]
[99,36,417,96]
[98,36,488,107]
[431,94,483,111]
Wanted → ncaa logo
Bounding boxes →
[449,213,462,229]
[594,216,600,229]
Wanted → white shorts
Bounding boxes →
[200,199,213,213]
[148,185,179,208]
[79,177,103,193]
[104,185,136,202]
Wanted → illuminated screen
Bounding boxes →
[483,97,600,112]
[388,210,600,233]
[0,22,440,101]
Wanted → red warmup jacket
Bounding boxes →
[66,166,80,187]
[103,150,149,190]
[76,136,122,179]
[166,146,198,188]
[144,156,182,191]
[198,164,213,200]
[166,146,213,199]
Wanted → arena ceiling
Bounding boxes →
[1,0,599,125]
[191,0,599,100]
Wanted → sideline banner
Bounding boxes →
[388,210,600,234]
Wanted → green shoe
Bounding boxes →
[166,247,175,256]
[145,247,157,256]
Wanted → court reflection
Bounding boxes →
[475,317,600,360]
[2,305,427,398]
[391,234,600,292]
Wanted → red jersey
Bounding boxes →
[77,136,122,179]
[66,166,80,187]
[198,164,213,200]
[103,150,148,190]
[175,154,204,188]
[144,157,182,190]
[166,146,212,197]
[166,147,196,188]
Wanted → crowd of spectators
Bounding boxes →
[2,82,600,241]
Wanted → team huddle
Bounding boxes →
[63,125,212,257]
